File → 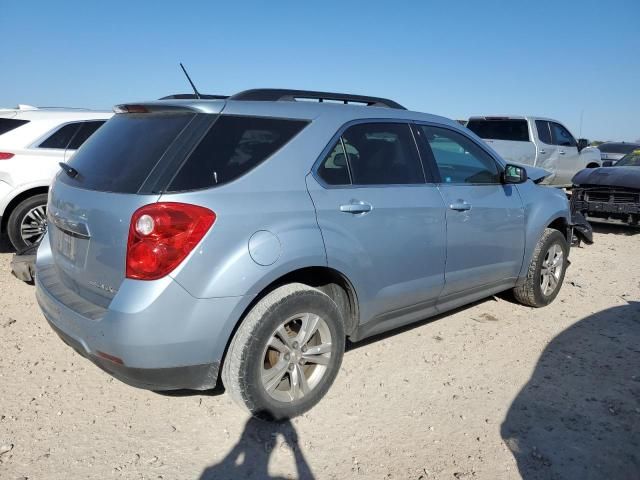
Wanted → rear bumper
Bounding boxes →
[46,317,218,390]
[10,244,39,283]
[35,239,254,391]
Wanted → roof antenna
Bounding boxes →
[180,63,201,99]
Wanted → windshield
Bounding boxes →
[599,143,640,154]
[616,151,640,167]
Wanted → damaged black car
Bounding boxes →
[571,150,640,227]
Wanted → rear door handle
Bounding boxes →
[559,150,566,155]
[340,201,372,214]
[539,149,547,154]
[449,201,472,211]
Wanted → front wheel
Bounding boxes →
[7,194,48,251]
[222,283,345,420]
[513,228,569,307]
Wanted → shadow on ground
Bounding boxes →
[590,222,640,236]
[199,415,314,480]
[501,301,640,479]
[0,236,15,254]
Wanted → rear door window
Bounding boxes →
[0,119,29,136]
[167,116,308,191]
[39,123,82,149]
[419,125,500,184]
[535,120,552,145]
[466,119,530,141]
[67,121,106,150]
[60,113,195,193]
[340,123,424,185]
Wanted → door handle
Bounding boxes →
[340,202,372,214]
[539,149,547,154]
[449,201,472,211]
[558,150,566,155]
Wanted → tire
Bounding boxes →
[7,194,48,251]
[513,228,569,307]
[222,283,345,420]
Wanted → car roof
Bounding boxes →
[119,97,461,130]
[0,108,112,121]
[598,141,640,147]
[467,115,562,123]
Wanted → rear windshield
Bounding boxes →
[60,113,195,193]
[617,153,640,167]
[167,115,308,191]
[466,119,530,142]
[0,118,29,136]
[598,143,640,154]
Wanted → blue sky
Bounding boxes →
[2,0,638,141]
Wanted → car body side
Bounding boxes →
[35,100,571,390]
[0,110,112,234]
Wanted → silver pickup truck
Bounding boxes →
[467,116,601,186]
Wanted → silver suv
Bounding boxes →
[36,89,572,419]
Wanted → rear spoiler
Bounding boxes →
[113,103,209,114]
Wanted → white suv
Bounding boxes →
[0,106,112,250]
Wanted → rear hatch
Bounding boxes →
[46,104,221,306]
[44,101,309,306]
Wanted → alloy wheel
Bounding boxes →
[261,313,333,403]
[540,243,564,296]
[20,204,47,246]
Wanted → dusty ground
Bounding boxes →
[0,224,638,480]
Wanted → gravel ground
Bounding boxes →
[0,224,638,480]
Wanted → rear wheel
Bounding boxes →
[513,228,568,307]
[7,194,48,251]
[222,283,345,419]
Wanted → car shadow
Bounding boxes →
[590,222,640,236]
[0,236,15,253]
[199,414,315,480]
[501,301,640,479]
[346,296,498,351]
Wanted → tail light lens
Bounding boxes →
[0,152,15,160]
[126,202,216,280]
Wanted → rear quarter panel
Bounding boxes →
[161,117,339,299]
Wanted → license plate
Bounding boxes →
[55,231,77,261]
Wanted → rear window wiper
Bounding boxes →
[58,162,79,179]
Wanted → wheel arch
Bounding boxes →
[547,215,571,242]
[1,186,49,233]
[246,266,359,336]
[217,266,360,380]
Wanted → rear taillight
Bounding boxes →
[126,202,216,280]
[0,152,15,160]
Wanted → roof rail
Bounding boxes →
[159,93,228,100]
[229,89,406,110]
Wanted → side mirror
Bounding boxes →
[577,138,589,151]
[503,164,528,184]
